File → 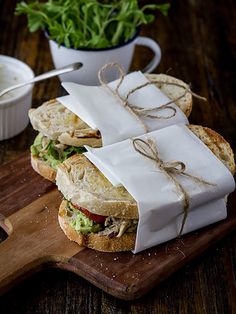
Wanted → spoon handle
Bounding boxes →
[0,62,83,98]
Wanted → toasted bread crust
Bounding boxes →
[56,154,137,219]
[29,99,101,146]
[58,200,136,252]
[31,154,56,182]
[58,132,102,148]
[188,125,235,174]
[145,73,192,117]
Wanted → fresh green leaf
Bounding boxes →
[31,133,87,169]
[16,0,170,49]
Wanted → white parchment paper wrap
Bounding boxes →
[84,124,235,253]
[58,71,188,146]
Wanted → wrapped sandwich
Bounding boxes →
[61,72,193,146]
[29,73,192,181]
[56,125,235,252]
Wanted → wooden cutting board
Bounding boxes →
[0,153,235,300]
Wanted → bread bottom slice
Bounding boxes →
[31,154,56,182]
[58,200,136,252]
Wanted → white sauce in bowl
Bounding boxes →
[0,55,34,140]
[0,56,34,103]
[0,63,22,99]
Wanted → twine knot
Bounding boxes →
[132,137,215,236]
[98,63,207,134]
[98,63,177,133]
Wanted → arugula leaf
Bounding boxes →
[16,0,170,49]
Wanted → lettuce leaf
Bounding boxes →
[31,133,86,169]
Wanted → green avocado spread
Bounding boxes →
[67,202,103,234]
[31,133,86,169]
[66,201,138,237]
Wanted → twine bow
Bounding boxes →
[132,137,215,236]
[98,63,207,133]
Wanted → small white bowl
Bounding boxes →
[0,55,34,140]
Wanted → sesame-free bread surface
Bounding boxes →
[31,154,56,182]
[145,73,192,117]
[189,125,235,174]
[56,154,137,219]
[29,99,101,147]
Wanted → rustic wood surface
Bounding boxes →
[0,154,236,302]
[0,0,236,313]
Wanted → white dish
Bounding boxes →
[0,55,34,140]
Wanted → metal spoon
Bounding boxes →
[0,62,83,98]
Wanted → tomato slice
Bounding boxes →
[72,203,106,224]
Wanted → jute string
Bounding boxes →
[132,137,215,236]
[98,63,207,133]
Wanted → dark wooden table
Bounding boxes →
[0,1,236,313]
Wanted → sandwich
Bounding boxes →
[29,74,193,182]
[56,125,235,252]
[29,99,102,182]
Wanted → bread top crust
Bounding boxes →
[145,73,192,117]
[29,99,101,146]
[56,154,137,218]
[188,125,235,175]
[56,125,235,219]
